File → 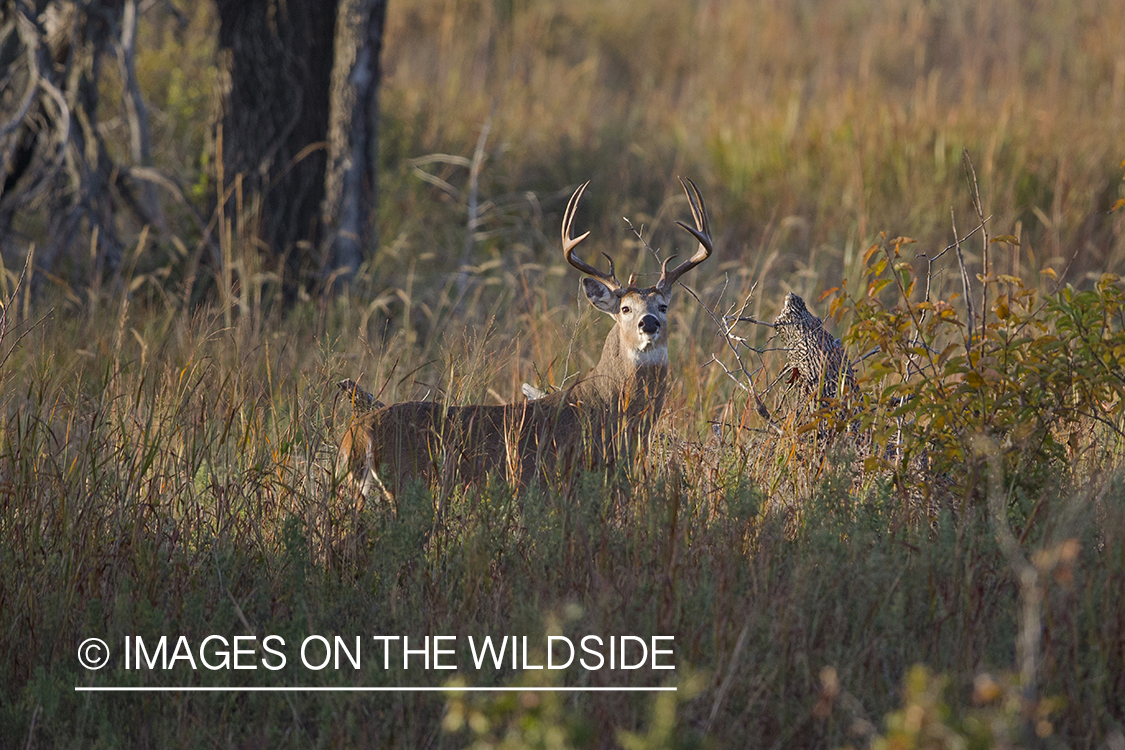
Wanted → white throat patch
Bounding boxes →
[630,345,668,366]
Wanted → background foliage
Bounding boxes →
[2,0,1125,747]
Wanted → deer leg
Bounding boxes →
[359,440,395,505]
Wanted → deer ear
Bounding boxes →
[582,278,619,314]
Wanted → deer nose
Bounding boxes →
[639,315,660,334]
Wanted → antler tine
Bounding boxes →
[659,177,714,291]
[562,181,620,289]
[600,252,618,283]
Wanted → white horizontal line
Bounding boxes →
[75,686,676,693]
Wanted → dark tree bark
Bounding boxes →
[320,0,388,285]
[0,0,127,281]
[213,0,339,284]
[1,0,387,298]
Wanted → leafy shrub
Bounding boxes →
[827,234,1125,505]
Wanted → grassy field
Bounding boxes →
[3,0,1125,747]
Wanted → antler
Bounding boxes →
[562,181,621,291]
[657,177,714,293]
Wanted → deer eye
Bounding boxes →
[621,306,631,314]
[659,305,668,313]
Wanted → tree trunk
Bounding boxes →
[0,0,127,283]
[2,0,387,298]
[320,0,387,286]
[214,0,338,285]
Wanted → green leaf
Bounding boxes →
[869,278,892,297]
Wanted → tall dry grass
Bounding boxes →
[3,209,1124,747]
[2,0,1125,746]
[378,0,1125,301]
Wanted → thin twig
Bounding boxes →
[910,215,991,379]
[916,216,992,295]
[0,308,54,372]
[952,206,976,357]
[724,316,775,328]
[622,216,661,260]
[882,238,943,385]
[856,346,882,363]
[701,354,750,392]
[963,151,991,326]
[682,280,773,423]
[1050,243,1083,295]
[454,116,492,307]
[761,363,794,397]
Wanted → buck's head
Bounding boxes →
[562,178,714,367]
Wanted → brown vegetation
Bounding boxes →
[1,0,1124,747]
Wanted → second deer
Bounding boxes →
[338,178,714,501]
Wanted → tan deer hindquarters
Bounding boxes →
[338,178,714,500]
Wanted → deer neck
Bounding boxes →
[570,324,668,408]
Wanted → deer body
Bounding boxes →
[338,334,667,498]
[338,179,712,500]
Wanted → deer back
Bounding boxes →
[338,178,713,500]
[338,363,666,499]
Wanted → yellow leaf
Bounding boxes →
[1041,267,1057,279]
[1112,197,1125,212]
[863,243,881,265]
[889,236,917,246]
[818,286,839,301]
[990,234,1019,244]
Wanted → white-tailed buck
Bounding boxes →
[338,178,714,500]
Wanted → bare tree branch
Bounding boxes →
[115,0,161,225]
